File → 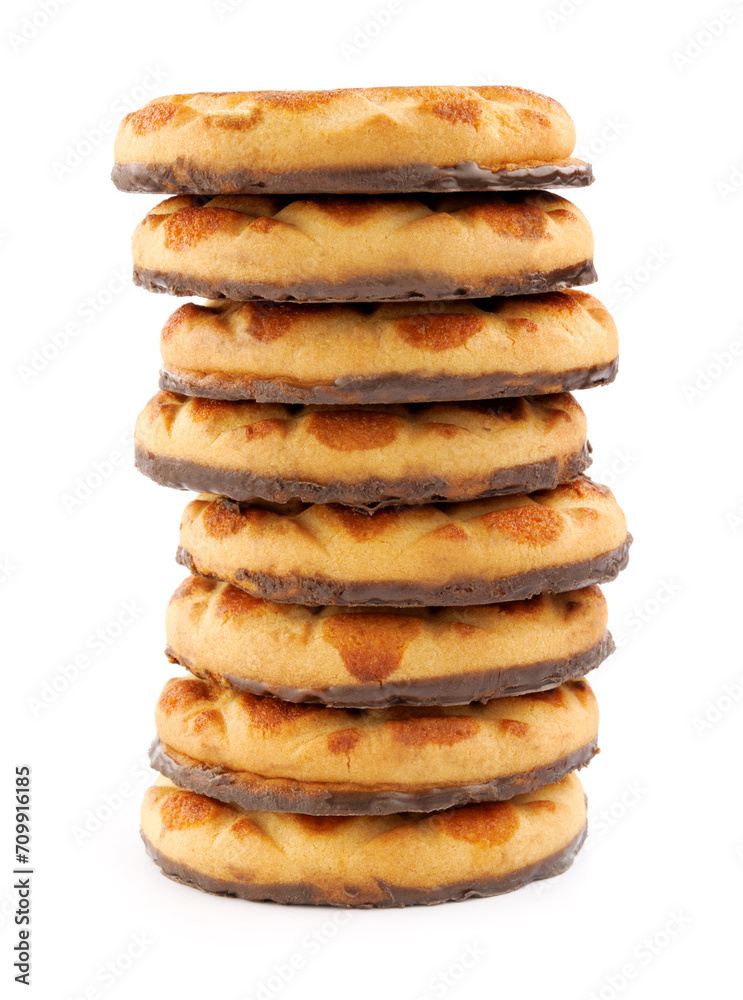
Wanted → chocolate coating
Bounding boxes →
[141,824,587,907]
[176,535,632,607]
[113,159,594,195]
[133,259,597,303]
[149,736,597,815]
[135,442,592,508]
[159,358,619,404]
[166,631,614,708]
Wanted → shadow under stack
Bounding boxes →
[113,85,630,907]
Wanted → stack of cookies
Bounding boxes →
[113,86,631,907]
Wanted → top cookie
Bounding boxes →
[112,86,592,195]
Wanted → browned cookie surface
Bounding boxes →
[113,86,591,195]
[166,578,612,706]
[131,192,595,302]
[150,675,598,813]
[140,773,587,906]
[135,392,590,507]
[159,292,618,404]
[177,478,630,606]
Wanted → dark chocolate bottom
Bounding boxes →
[167,631,614,708]
[133,260,597,303]
[113,159,594,196]
[135,442,592,508]
[159,358,619,404]
[149,737,597,815]
[141,823,587,908]
[176,535,632,607]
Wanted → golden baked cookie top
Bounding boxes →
[134,391,590,506]
[113,86,591,194]
[140,773,587,906]
[131,191,595,302]
[176,477,631,605]
[165,578,612,707]
[154,674,598,791]
[158,291,619,404]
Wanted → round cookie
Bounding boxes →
[135,392,591,507]
[166,577,613,707]
[159,292,619,404]
[176,478,631,606]
[113,86,592,195]
[131,192,595,302]
[150,675,598,814]
[141,773,588,907]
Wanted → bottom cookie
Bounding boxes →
[140,773,587,907]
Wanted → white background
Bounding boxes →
[3,0,743,997]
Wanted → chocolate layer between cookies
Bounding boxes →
[133,259,597,303]
[136,442,592,507]
[141,824,587,907]
[176,534,632,607]
[167,630,614,707]
[149,736,597,815]
[113,159,594,195]
[159,358,619,404]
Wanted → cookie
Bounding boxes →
[135,392,590,507]
[141,773,587,906]
[113,86,592,195]
[176,478,630,606]
[159,292,618,404]
[131,192,595,302]
[166,577,612,707]
[150,674,597,814]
